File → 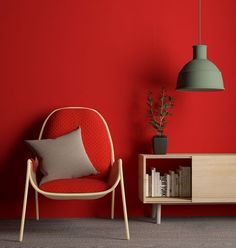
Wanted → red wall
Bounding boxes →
[1,0,236,219]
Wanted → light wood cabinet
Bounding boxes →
[192,155,236,203]
[139,154,236,223]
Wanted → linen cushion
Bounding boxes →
[25,128,98,184]
[41,108,112,180]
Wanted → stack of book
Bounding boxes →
[145,166,191,198]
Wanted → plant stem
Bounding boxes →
[159,89,165,136]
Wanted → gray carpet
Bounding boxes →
[0,217,236,248]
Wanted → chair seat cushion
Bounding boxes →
[39,178,109,193]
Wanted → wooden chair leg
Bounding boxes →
[120,164,130,240]
[19,167,30,242]
[111,190,115,219]
[35,191,39,220]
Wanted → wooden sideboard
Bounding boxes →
[138,154,236,223]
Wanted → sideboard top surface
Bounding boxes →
[140,154,236,159]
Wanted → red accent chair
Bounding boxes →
[19,107,130,241]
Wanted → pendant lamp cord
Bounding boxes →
[198,0,201,44]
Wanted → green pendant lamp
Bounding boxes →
[176,0,224,92]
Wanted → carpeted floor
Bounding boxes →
[0,217,236,248]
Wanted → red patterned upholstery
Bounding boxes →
[41,108,112,180]
[40,178,109,193]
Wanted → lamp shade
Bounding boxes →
[176,45,224,92]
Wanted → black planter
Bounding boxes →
[152,136,168,154]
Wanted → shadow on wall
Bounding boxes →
[123,52,173,216]
[0,117,44,218]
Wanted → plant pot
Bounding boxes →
[152,136,168,154]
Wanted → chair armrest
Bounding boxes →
[107,159,122,187]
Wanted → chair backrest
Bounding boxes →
[39,107,115,179]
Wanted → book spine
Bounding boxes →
[181,167,187,197]
[166,174,170,197]
[160,175,167,196]
[151,168,156,197]
[148,175,152,197]
[155,171,160,197]
[178,169,183,197]
[169,170,175,197]
[186,167,191,197]
[145,173,149,197]
[179,166,191,197]
[175,173,179,197]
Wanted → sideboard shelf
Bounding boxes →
[144,197,192,204]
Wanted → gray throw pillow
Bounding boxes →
[25,128,98,185]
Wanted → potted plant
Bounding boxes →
[147,88,175,154]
